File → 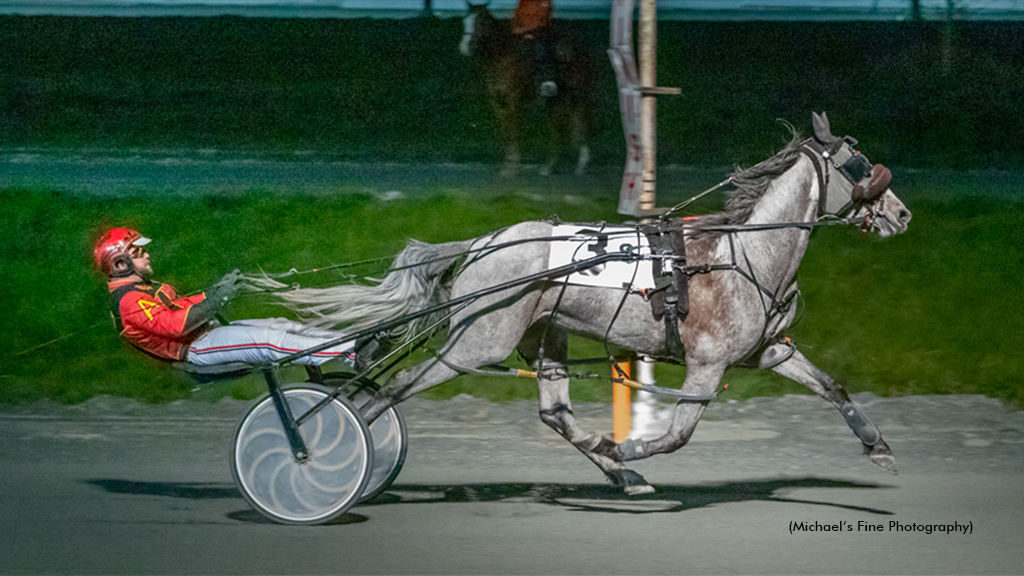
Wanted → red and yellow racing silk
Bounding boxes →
[512,0,552,36]
[108,280,217,361]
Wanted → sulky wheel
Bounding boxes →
[231,385,373,525]
[323,374,408,503]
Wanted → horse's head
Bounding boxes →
[810,112,911,238]
[460,3,493,57]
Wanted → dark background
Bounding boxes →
[3,15,1023,169]
[2,15,1021,406]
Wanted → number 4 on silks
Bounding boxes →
[579,231,608,277]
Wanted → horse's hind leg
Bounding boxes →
[541,105,568,176]
[761,343,898,474]
[490,88,523,177]
[570,105,590,176]
[360,358,460,423]
[520,324,654,495]
[598,361,724,464]
[541,101,589,176]
[362,281,544,422]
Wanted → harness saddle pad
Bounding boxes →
[548,225,655,290]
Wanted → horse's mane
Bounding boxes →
[690,126,804,240]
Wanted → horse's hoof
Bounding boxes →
[868,442,898,475]
[625,484,656,496]
[622,470,654,496]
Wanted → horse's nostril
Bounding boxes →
[899,209,912,224]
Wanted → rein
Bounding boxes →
[270,249,641,366]
[249,150,874,374]
[257,134,876,293]
[245,232,634,293]
[252,213,868,296]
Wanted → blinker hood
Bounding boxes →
[804,135,881,216]
[822,140,864,215]
[838,148,871,183]
[806,111,896,216]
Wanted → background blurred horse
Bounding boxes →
[460,3,596,176]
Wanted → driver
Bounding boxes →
[95,227,355,368]
[513,0,559,98]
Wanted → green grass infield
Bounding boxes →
[2,173,1021,407]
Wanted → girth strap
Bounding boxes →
[641,220,689,359]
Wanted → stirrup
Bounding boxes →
[539,81,558,98]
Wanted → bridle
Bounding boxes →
[799,136,892,220]
[632,131,896,365]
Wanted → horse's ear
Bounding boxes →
[812,112,838,144]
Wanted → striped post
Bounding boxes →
[613,359,632,442]
[639,0,658,214]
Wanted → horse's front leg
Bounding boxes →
[761,343,898,474]
[598,362,726,463]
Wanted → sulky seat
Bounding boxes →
[172,361,257,384]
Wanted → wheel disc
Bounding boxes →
[231,387,372,525]
[361,402,407,502]
[322,375,408,502]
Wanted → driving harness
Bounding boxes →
[640,220,690,360]
[638,135,891,362]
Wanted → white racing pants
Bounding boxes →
[187,318,355,367]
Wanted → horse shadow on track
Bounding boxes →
[368,477,895,516]
[85,476,894,520]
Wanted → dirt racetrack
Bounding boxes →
[2,391,1023,575]
[4,148,1023,574]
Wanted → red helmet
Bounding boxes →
[94,227,151,278]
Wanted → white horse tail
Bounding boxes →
[247,238,476,341]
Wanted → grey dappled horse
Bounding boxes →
[266,114,912,495]
[460,3,595,177]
